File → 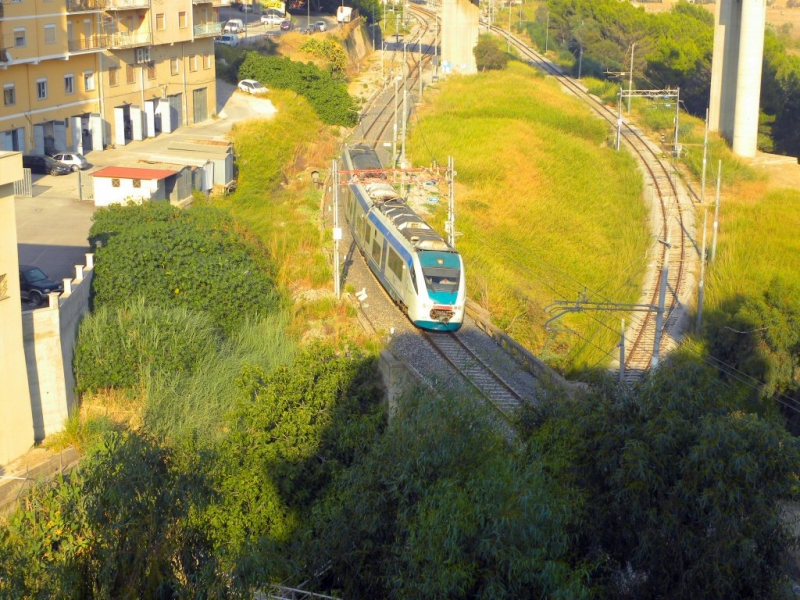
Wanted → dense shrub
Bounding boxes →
[89,202,281,335]
[74,299,221,393]
[474,35,509,71]
[238,53,358,126]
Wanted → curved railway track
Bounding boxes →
[490,24,698,380]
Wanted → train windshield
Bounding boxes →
[422,266,460,293]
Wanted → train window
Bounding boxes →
[423,267,460,293]
[387,249,403,280]
[358,215,367,241]
[371,234,382,263]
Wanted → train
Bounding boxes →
[341,144,465,332]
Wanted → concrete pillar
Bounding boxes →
[732,0,766,157]
[708,0,764,157]
[441,0,479,75]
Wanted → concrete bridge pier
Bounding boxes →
[709,0,766,158]
[440,0,479,75]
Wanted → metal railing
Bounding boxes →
[66,0,104,12]
[14,169,32,198]
[108,31,152,47]
[104,0,150,10]
[193,21,222,36]
[67,35,109,51]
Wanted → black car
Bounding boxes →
[22,154,72,176]
[19,265,64,306]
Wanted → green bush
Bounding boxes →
[238,53,358,126]
[74,298,221,393]
[474,35,509,71]
[89,202,281,335]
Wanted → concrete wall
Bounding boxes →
[22,258,94,442]
[0,152,36,465]
[440,0,479,75]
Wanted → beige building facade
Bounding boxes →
[0,151,35,465]
[0,0,222,155]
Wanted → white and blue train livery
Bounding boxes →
[342,144,465,332]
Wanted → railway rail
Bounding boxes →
[490,24,698,381]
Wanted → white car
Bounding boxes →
[261,13,283,25]
[50,152,90,171]
[216,33,240,46]
[314,20,326,32]
[238,79,268,94]
[223,19,244,33]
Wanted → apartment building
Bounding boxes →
[0,0,223,155]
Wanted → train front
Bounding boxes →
[412,250,465,332]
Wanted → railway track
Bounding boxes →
[341,10,537,420]
[491,25,698,381]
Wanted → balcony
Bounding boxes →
[104,0,150,10]
[193,21,222,36]
[0,48,8,63]
[66,0,104,12]
[193,0,213,4]
[68,35,109,52]
[108,31,152,47]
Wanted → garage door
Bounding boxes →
[193,88,208,124]
[168,94,182,131]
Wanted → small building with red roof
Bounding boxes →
[91,166,179,207]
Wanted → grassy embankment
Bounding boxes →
[212,89,368,343]
[585,77,800,334]
[406,61,650,375]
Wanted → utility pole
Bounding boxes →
[393,76,399,165]
[446,156,457,247]
[419,41,423,99]
[545,9,549,53]
[627,42,634,113]
[701,108,709,205]
[673,87,681,159]
[696,209,707,332]
[507,1,511,52]
[332,159,341,299]
[401,85,407,165]
[619,319,625,383]
[651,232,670,368]
[577,20,583,79]
[616,88,622,151]
[712,160,721,262]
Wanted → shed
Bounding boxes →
[91,166,178,207]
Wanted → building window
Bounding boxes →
[133,179,141,188]
[64,74,75,95]
[156,13,165,30]
[14,28,26,48]
[189,54,197,72]
[84,71,95,91]
[126,64,135,84]
[204,53,212,69]
[3,84,15,107]
[109,67,119,87]
[36,78,47,100]
[147,63,156,80]
[44,24,56,45]
[112,178,120,188]
[170,58,179,76]
[178,11,187,28]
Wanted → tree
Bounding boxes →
[304,390,590,598]
[524,356,800,599]
[474,35,509,71]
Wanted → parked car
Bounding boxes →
[50,152,90,171]
[19,265,64,306]
[314,20,326,31]
[238,2,254,11]
[238,79,268,94]
[223,19,244,33]
[21,155,72,176]
[279,19,294,30]
[215,33,240,46]
[260,13,283,25]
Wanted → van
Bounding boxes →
[215,33,240,46]
[223,19,244,33]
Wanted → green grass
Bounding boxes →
[407,61,650,375]
[214,90,335,289]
